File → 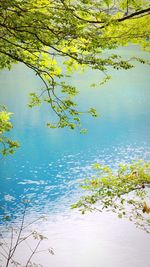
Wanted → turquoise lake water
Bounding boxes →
[0,46,150,218]
[0,46,150,267]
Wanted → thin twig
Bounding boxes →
[25,240,42,267]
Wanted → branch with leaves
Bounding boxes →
[0,0,150,130]
[72,161,150,233]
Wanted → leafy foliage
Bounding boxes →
[72,161,150,233]
[0,0,150,129]
[0,106,19,156]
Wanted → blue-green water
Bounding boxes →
[0,46,150,267]
[0,46,150,219]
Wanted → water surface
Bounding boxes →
[0,46,150,267]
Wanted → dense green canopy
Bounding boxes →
[0,0,150,130]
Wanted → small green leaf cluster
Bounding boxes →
[28,93,42,107]
[0,106,19,156]
[88,108,98,117]
[72,160,150,233]
[61,83,78,97]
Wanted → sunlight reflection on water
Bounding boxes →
[1,144,150,221]
[0,46,150,266]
